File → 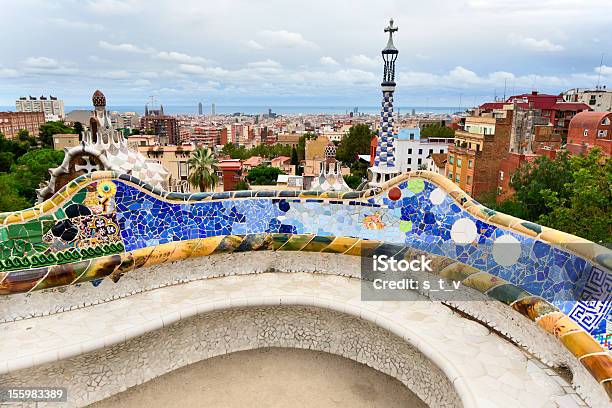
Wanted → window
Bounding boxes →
[429,149,433,155]
[449,155,454,165]
[410,133,415,140]
[407,158,412,164]
[418,158,422,164]
[468,160,473,169]
[589,96,596,105]
[439,149,444,153]
[408,148,412,154]
[178,162,189,178]
[455,174,460,183]
[602,117,611,125]
[448,171,453,179]
[418,148,423,155]
[457,158,462,168]
[499,171,504,181]
[584,129,589,137]
[598,130,608,138]
[467,175,472,185]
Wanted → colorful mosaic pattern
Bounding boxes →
[0,170,611,397]
[373,90,396,168]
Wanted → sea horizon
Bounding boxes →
[0,105,460,116]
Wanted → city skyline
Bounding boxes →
[1,0,612,106]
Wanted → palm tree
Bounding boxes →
[188,147,219,192]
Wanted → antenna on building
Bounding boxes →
[503,78,507,101]
[596,53,605,89]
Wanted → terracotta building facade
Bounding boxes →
[566,111,612,156]
[446,112,512,200]
[0,111,45,139]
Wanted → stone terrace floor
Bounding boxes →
[0,272,589,408]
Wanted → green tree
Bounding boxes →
[235,180,249,190]
[39,121,74,147]
[537,149,611,243]
[421,123,455,138]
[343,175,362,189]
[246,165,284,185]
[188,147,219,192]
[12,149,65,203]
[290,147,298,166]
[0,133,31,159]
[336,124,374,167]
[296,132,317,161]
[0,152,15,173]
[130,128,141,135]
[0,174,31,212]
[73,121,84,137]
[508,151,574,221]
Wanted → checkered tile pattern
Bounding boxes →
[374,90,396,167]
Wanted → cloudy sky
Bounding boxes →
[1,0,611,107]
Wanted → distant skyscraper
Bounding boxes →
[16,95,64,120]
[368,18,400,187]
[198,102,203,115]
[211,103,216,116]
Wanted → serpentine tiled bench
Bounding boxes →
[0,170,610,400]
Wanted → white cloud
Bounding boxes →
[156,51,210,64]
[320,56,339,66]
[258,29,318,49]
[22,57,78,75]
[99,70,131,79]
[508,34,564,52]
[88,55,110,63]
[596,65,612,75]
[47,17,103,31]
[246,40,264,50]
[178,64,228,76]
[98,40,154,54]
[131,79,151,87]
[247,59,281,69]
[415,53,431,60]
[397,66,569,90]
[0,67,19,78]
[345,54,379,69]
[178,64,206,75]
[88,0,138,14]
[23,57,61,68]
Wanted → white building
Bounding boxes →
[394,128,454,172]
[16,96,65,120]
[563,87,612,112]
[425,152,447,175]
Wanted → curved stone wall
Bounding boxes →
[2,270,592,408]
[0,170,610,398]
[2,305,462,407]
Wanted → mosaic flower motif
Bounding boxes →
[363,213,385,230]
[97,181,117,200]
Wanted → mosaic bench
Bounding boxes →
[0,170,610,398]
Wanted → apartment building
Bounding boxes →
[446,112,512,199]
[16,95,64,120]
[566,111,612,156]
[563,87,612,112]
[0,111,46,139]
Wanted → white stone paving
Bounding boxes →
[0,272,587,408]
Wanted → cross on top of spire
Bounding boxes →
[384,18,398,35]
[383,18,398,52]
